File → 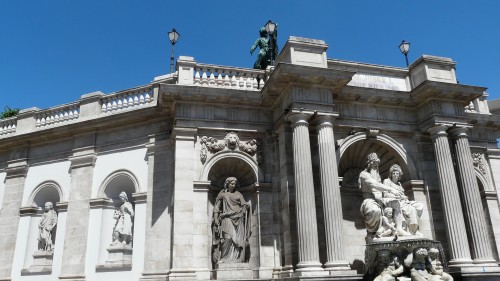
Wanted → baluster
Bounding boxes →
[36,116,41,127]
[252,74,258,90]
[69,108,74,119]
[128,94,134,107]
[239,76,245,89]
[106,98,112,112]
[224,71,231,88]
[73,107,79,117]
[201,67,208,86]
[231,73,237,89]
[63,109,69,120]
[144,90,151,103]
[217,69,223,87]
[117,97,123,109]
[49,113,55,124]
[133,93,140,106]
[194,67,201,85]
[112,97,118,110]
[139,93,145,104]
[209,69,216,87]
[101,100,107,112]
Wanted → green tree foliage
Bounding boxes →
[0,106,20,119]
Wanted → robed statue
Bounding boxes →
[212,177,252,264]
[38,202,57,251]
[112,191,134,246]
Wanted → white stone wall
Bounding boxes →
[0,171,5,209]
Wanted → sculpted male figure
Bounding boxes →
[112,191,134,246]
[359,153,407,238]
[38,202,57,251]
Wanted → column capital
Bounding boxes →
[69,153,97,169]
[286,111,313,127]
[427,125,449,138]
[448,126,472,139]
[312,114,338,128]
[5,160,29,179]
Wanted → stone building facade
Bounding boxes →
[0,36,499,281]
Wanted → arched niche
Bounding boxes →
[28,181,63,208]
[338,134,411,188]
[201,151,259,188]
[98,170,139,202]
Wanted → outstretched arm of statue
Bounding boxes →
[250,39,260,55]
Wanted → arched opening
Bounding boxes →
[29,181,63,208]
[338,139,409,188]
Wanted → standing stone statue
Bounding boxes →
[359,153,407,239]
[212,177,252,264]
[112,191,134,246]
[383,164,424,236]
[38,202,57,251]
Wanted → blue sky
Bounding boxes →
[1,1,499,111]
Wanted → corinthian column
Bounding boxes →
[315,116,350,270]
[428,125,472,266]
[449,127,496,264]
[288,113,323,273]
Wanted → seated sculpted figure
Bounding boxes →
[383,164,424,236]
[373,249,404,281]
[359,153,407,239]
[112,191,134,246]
[38,202,58,251]
[212,177,252,264]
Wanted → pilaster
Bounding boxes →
[59,137,96,281]
[287,112,324,275]
[0,160,29,281]
[140,135,173,281]
[449,127,497,265]
[427,125,472,267]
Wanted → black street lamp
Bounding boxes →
[264,20,277,66]
[168,28,180,73]
[399,40,410,67]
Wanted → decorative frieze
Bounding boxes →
[471,153,486,174]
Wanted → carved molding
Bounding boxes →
[200,132,263,165]
[472,153,486,174]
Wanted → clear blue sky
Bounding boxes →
[1,1,499,111]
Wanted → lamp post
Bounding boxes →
[264,20,277,66]
[168,28,180,73]
[399,40,410,67]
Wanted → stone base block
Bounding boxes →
[96,243,133,271]
[449,265,500,281]
[21,250,53,275]
[215,262,254,280]
[58,275,86,281]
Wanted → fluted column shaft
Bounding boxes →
[289,113,322,271]
[450,128,495,263]
[428,125,472,265]
[315,116,349,269]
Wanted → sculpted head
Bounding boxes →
[383,207,393,218]
[224,177,239,192]
[414,248,428,262]
[259,27,267,37]
[366,153,380,171]
[119,191,129,202]
[44,202,53,211]
[389,164,403,182]
[224,132,240,150]
[428,248,439,260]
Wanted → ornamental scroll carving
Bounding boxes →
[472,153,486,174]
[200,132,262,164]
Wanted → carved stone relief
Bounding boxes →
[472,153,486,174]
[200,132,263,165]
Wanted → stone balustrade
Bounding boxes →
[174,56,267,91]
[0,117,17,135]
[35,104,80,128]
[100,87,154,113]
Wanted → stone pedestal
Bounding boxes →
[96,243,132,271]
[21,250,53,275]
[215,262,253,280]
